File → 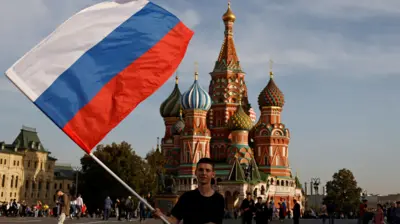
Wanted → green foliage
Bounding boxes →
[79,141,165,213]
[323,168,362,213]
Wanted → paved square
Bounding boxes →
[0,217,358,224]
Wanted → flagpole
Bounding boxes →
[89,152,171,224]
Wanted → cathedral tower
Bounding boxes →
[253,65,291,176]
[160,76,182,172]
[179,67,212,187]
[208,3,255,162]
[226,100,254,165]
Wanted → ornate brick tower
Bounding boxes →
[160,76,181,172]
[208,3,254,162]
[252,67,291,177]
[179,69,212,187]
[226,101,254,165]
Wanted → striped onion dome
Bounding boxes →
[181,72,212,111]
[160,76,181,118]
[258,72,285,108]
[228,104,253,131]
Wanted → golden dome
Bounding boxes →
[228,103,253,131]
[222,2,236,22]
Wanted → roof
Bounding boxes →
[12,126,47,152]
[226,158,246,182]
[0,142,24,156]
[54,164,75,180]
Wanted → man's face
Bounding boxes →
[57,191,62,196]
[195,163,214,185]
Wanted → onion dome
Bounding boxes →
[258,71,285,108]
[248,106,257,123]
[160,76,181,118]
[228,103,253,131]
[223,2,236,23]
[171,109,185,135]
[181,71,212,111]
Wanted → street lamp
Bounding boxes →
[311,178,320,195]
[73,166,82,196]
[311,177,320,210]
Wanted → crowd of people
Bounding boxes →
[90,192,155,222]
[234,193,301,224]
[310,199,400,224]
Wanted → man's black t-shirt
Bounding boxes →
[171,189,225,224]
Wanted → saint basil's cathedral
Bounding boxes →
[159,3,303,210]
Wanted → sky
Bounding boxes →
[1,0,400,195]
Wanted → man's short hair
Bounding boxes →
[55,189,62,194]
[197,158,215,170]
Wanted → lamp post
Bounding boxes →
[73,166,82,196]
[311,177,320,210]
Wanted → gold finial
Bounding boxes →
[194,61,199,80]
[175,72,179,84]
[238,94,242,105]
[269,59,274,79]
[223,0,236,22]
[179,108,183,117]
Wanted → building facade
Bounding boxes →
[159,3,303,211]
[0,126,73,206]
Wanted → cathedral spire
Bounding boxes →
[156,137,160,152]
[214,1,241,72]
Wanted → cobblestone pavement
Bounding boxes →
[0,217,358,224]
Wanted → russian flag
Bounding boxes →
[5,0,194,153]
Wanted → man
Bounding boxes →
[125,196,133,221]
[292,199,300,224]
[395,201,400,224]
[254,197,266,224]
[154,158,225,224]
[103,196,113,220]
[56,190,70,224]
[240,192,255,224]
[75,194,83,219]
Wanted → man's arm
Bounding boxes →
[154,193,186,224]
[153,209,180,224]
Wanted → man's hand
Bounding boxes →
[152,209,179,224]
[153,208,164,219]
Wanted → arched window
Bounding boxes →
[15,176,18,188]
[1,175,5,187]
[10,176,14,188]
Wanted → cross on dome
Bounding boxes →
[194,61,199,80]
[269,59,274,78]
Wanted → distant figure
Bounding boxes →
[56,189,70,224]
[374,204,384,224]
[327,201,336,224]
[292,199,300,224]
[75,194,83,219]
[241,192,255,224]
[103,196,112,220]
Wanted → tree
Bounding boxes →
[145,147,166,195]
[79,141,150,213]
[323,168,362,213]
